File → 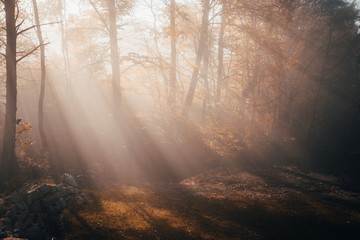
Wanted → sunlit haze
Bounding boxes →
[0,0,359,239]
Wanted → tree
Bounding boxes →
[87,0,133,108]
[183,0,210,113]
[215,1,226,103]
[107,0,121,108]
[1,0,18,181]
[32,0,48,153]
[169,0,177,105]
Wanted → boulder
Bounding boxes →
[56,197,67,210]
[63,173,79,187]
[55,183,64,192]
[30,200,42,214]
[26,190,43,206]
[38,184,57,195]
[2,183,79,239]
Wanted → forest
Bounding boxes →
[0,0,360,239]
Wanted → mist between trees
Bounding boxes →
[0,0,359,183]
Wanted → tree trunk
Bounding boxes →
[107,0,121,108]
[216,6,225,103]
[183,0,210,113]
[58,0,72,90]
[169,0,177,105]
[1,0,18,181]
[32,0,48,152]
[201,35,210,120]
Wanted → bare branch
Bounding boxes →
[15,1,20,21]
[88,0,110,34]
[17,21,61,36]
[17,25,37,36]
[16,44,42,63]
[16,19,25,32]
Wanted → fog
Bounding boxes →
[1,0,359,186]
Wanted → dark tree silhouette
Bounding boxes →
[1,0,18,181]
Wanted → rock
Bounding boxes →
[56,197,67,211]
[25,224,43,240]
[55,183,64,192]
[45,205,58,215]
[26,190,43,206]
[30,200,42,214]
[63,173,79,187]
[41,191,64,206]
[38,184,57,195]
[1,183,81,239]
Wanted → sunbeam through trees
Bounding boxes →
[0,0,359,239]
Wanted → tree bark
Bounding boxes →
[107,0,121,109]
[58,0,72,90]
[216,6,225,103]
[32,0,48,152]
[183,0,210,113]
[169,0,177,105]
[1,0,18,181]
[201,35,210,119]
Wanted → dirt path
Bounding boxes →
[60,164,360,240]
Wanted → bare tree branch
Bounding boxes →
[17,21,61,36]
[16,19,25,32]
[88,0,110,34]
[16,44,42,63]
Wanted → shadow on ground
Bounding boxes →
[60,163,360,240]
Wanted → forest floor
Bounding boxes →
[59,162,360,240]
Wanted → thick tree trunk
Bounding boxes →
[107,0,121,108]
[1,0,18,181]
[169,0,177,105]
[183,0,210,113]
[32,0,48,152]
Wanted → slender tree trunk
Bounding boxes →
[1,0,18,181]
[149,0,168,92]
[58,0,71,90]
[32,0,48,152]
[216,6,225,103]
[201,35,210,119]
[169,0,177,105]
[107,0,121,108]
[183,0,210,113]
